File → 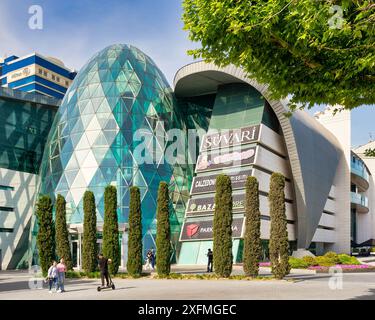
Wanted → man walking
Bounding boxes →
[207,249,213,272]
[98,253,111,287]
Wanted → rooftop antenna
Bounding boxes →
[369,132,374,142]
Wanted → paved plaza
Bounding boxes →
[1,265,375,300]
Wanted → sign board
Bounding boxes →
[196,147,256,173]
[201,125,260,151]
[180,217,244,241]
[191,169,252,195]
[186,193,245,216]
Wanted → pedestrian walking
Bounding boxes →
[207,249,213,272]
[46,261,58,293]
[150,248,155,270]
[56,258,67,293]
[144,250,152,271]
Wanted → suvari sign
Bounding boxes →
[180,217,244,241]
[201,125,260,151]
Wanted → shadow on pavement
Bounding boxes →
[351,288,375,300]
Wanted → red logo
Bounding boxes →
[186,224,199,238]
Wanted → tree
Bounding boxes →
[127,186,143,277]
[103,185,120,275]
[213,174,233,277]
[82,191,97,273]
[365,148,375,157]
[156,181,171,276]
[36,195,55,276]
[243,176,262,277]
[269,173,290,279]
[182,0,375,110]
[55,194,73,270]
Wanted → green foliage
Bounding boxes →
[302,256,318,267]
[338,254,361,265]
[103,185,120,275]
[182,0,375,110]
[289,257,309,269]
[324,251,340,264]
[243,176,262,277]
[365,148,375,157]
[127,186,143,277]
[315,256,336,267]
[269,173,290,279]
[82,191,98,273]
[213,174,233,278]
[156,181,171,276]
[36,195,55,276]
[55,194,73,270]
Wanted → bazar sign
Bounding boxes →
[186,193,245,216]
[201,125,260,151]
[191,169,252,195]
[196,147,256,173]
[180,217,244,241]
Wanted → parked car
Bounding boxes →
[357,246,372,257]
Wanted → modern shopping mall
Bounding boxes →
[0,44,374,270]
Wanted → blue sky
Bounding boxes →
[0,0,373,147]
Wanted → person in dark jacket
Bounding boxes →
[98,253,111,287]
[207,249,213,272]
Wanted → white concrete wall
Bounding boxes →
[0,168,38,270]
[315,107,351,253]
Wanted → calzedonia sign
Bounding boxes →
[191,169,252,195]
[201,125,260,151]
[186,193,245,216]
[180,217,244,241]
[196,147,256,173]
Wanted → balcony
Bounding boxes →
[351,160,370,191]
[351,192,369,213]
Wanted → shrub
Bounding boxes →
[315,256,335,267]
[338,254,361,265]
[324,251,340,264]
[243,176,262,277]
[302,256,318,267]
[269,173,290,279]
[82,191,98,273]
[103,185,120,275]
[213,175,233,278]
[289,257,309,269]
[36,195,55,276]
[127,186,143,277]
[55,194,73,270]
[156,181,171,276]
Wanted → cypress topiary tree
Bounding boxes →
[156,181,171,276]
[103,185,120,275]
[82,190,97,273]
[55,194,73,270]
[213,174,233,278]
[243,176,262,277]
[36,195,55,276]
[127,186,143,277]
[269,172,290,279]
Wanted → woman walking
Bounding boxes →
[56,258,67,293]
[46,261,58,293]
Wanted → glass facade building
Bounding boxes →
[0,88,57,174]
[0,87,59,270]
[33,45,191,265]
